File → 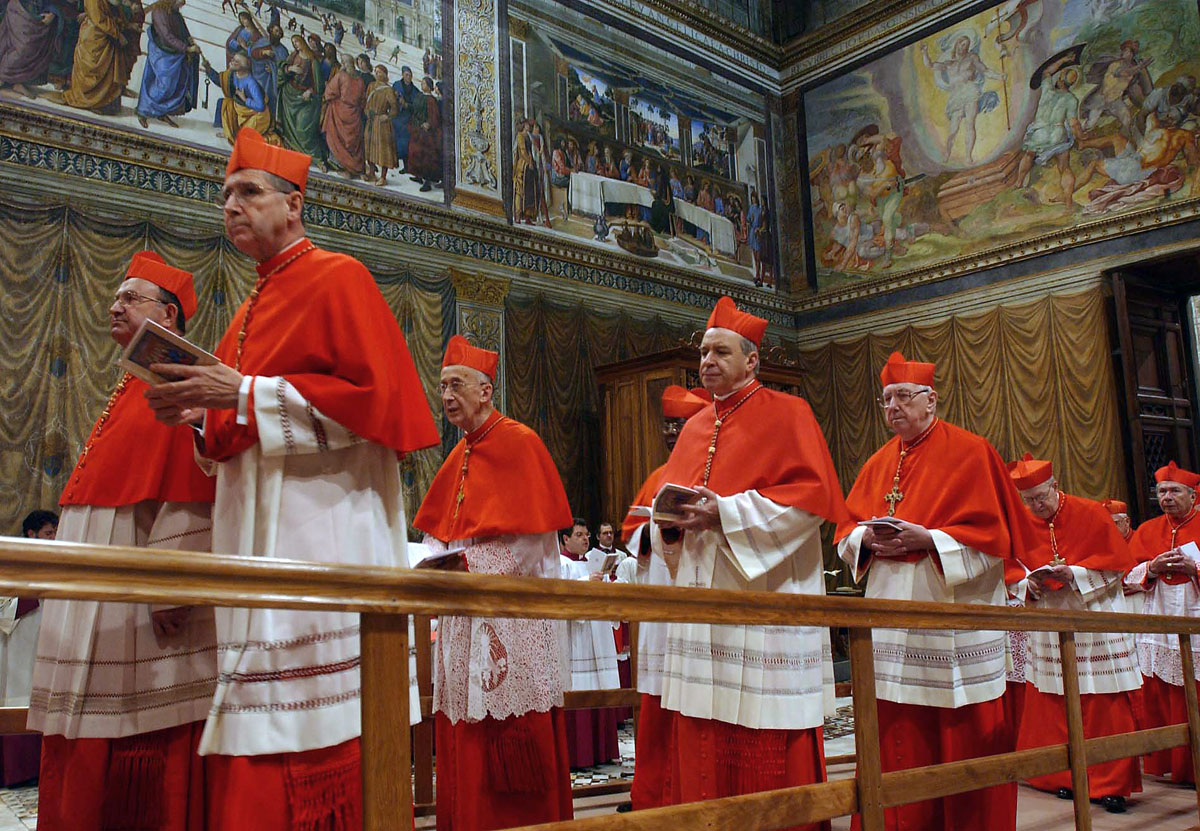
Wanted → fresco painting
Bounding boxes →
[804,0,1200,288]
[509,3,776,287]
[0,0,449,199]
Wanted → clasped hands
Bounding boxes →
[143,362,244,426]
[861,519,935,557]
[1026,565,1074,600]
[1148,548,1198,579]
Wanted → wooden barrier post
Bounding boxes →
[414,615,435,808]
[1057,631,1092,831]
[362,612,413,831]
[849,627,884,831]
[1178,633,1200,822]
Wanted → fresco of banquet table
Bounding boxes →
[0,0,449,200]
[802,0,1200,290]
[508,0,778,288]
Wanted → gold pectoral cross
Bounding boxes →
[884,486,904,516]
[452,447,472,520]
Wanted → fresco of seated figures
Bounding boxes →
[508,0,778,288]
[804,0,1200,289]
[0,0,449,199]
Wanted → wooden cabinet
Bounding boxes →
[594,345,803,529]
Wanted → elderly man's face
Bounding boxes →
[881,382,936,440]
[439,365,492,430]
[598,524,614,548]
[563,524,589,556]
[1112,513,1132,538]
[1157,481,1196,518]
[1019,480,1060,521]
[662,416,686,451]
[221,168,300,261]
[109,277,175,347]
[699,327,756,398]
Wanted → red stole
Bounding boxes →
[413,409,572,542]
[61,375,215,507]
[836,420,1029,565]
[657,381,849,524]
[204,242,439,462]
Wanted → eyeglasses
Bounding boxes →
[437,379,483,396]
[112,290,166,308]
[877,387,931,408]
[219,181,284,206]
[1020,488,1058,507]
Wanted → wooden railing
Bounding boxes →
[1,536,1199,831]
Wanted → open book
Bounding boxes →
[857,517,906,532]
[652,483,701,523]
[118,319,219,385]
[408,542,468,571]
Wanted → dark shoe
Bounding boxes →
[615,802,633,813]
[419,180,432,192]
[1100,796,1126,814]
[1056,787,1073,800]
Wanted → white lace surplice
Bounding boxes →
[1126,560,1200,685]
[838,525,1008,709]
[658,492,834,731]
[430,532,567,724]
[1012,567,1141,695]
[29,501,217,738]
[200,376,418,756]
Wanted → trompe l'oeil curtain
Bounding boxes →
[795,287,1128,526]
[0,197,449,537]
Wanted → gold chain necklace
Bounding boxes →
[883,418,938,516]
[77,374,132,466]
[453,414,504,519]
[235,241,316,371]
[702,382,762,486]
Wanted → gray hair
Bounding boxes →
[263,171,299,195]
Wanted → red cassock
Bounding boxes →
[835,420,1028,831]
[414,408,575,831]
[204,243,439,461]
[655,382,847,831]
[1012,495,1141,798]
[42,377,216,831]
[1130,512,1200,783]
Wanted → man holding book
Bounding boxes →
[835,352,1028,831]
[1008,455,1141,813]
[413,334,574,830]
[30,252,217,831]
[143,127,439,828]
[651,296,848,825]
[1126,462,1200,784]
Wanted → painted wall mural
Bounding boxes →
[803,0,1200,289]
[0,0,449,198]
[508,0,777,288]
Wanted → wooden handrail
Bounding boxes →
[6,535,1200,831]
[0,537,1196,634]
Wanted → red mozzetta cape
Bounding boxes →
[1013,494,1137,573]
[204,243,439,461]
[61,376,216,507]
[413,409,572,542]
[1130,512,1200,585]
[656,381,849,524]
[621,462,667,544]
[835,420,1028,564]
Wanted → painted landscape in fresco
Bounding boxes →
[509,1,776,287]
[803,0,1200,288]
[0,0,448,200]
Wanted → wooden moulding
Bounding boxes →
[2,538,1199,634]
[0,708,30,736]
[1179,633,1200,821]
[360,612,412,831]
[1058,632,1093,831]
[848,628,884,831]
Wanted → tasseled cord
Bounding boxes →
[101,734,168,831]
